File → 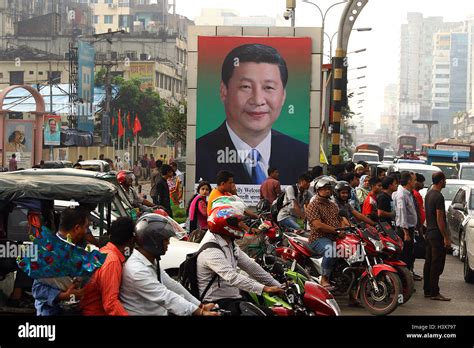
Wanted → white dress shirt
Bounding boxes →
[226,122,271,178]
[196,233,281,302]
[120,249,200,316]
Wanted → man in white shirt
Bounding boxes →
[197,205,283,315]
[120,213,218,316]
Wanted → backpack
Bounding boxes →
[270,184,298,222]
[178,242,224,301]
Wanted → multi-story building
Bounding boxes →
[380,83,398,145]
[194,8,276,27]
[431,31,468,139]
[398,12,461,144]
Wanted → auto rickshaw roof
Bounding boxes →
[9,168,118,182]
[0,173,117,203]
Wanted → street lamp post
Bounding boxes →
[331,0,369,165]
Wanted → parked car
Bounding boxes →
[386,163,441,188]
[431,162,458,179]
[79,160,111,172]
[420,179,473,210]
[42,161,73,169]
[352,151,380,163]
[445,184,474,282]
[458,163,474,181]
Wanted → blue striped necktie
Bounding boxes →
[250,149,266,184]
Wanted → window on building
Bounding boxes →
[159,74,163,89]
[436,64,450,69]
[435,74,449,78]
[48,71,61,84]
[104,0,113,4]
[93,15,98,24]
[434,93,449,98]
[176,79,180,93]
[38,71,43,75]
[90,0,98,3]
[110,51,118,60]
[29,71,34,75]
[119,15,130,28]
[9,71,24,85]
[167,76,171,90]
[435,83,449,88]
[125,51,136,60]
[119,0,130,6]
[434,103,449,107]
[104,15,113,24]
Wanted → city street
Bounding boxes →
[138,179,473,316]
[341,255,474,315]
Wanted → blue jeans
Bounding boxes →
[310,238,337,277]
[279,216,301,230]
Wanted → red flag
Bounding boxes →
[133,113,142,136]
[126,111,132,130]
[118,109,124,137]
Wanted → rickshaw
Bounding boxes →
[0,173,119,313]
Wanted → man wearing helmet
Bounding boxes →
[305,177,349,290]
[120,214,218,316]
[116,170,154,209]
[332,181,375,226]
[197,205,284,315]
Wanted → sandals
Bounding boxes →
[431,294,451,301]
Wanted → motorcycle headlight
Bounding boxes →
[385,242,397,251]
[368,237,384,252]
[326,299,341,316]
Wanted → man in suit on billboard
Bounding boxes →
[196,43,309,185]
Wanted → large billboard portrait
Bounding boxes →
[4,121,34,169]
[196,36,311,201]
[44,115,61,146]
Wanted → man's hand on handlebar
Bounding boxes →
[263,286,285,297]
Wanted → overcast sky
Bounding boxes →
[174,0,474,133]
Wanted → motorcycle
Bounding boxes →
[245,260,341,316]
[236,216,314,279]
[276,225,403,316]
[377,222,414,304]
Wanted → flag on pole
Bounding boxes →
[118,109,124,138]
[126,111,132,130]
[133,113,142,136]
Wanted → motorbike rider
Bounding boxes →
[332,181,375,226]
[117,170,155,209]
[305,178,350,290]
[196,202,284,316]
[120,213,218,316]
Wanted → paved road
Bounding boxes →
[340,254,474,315]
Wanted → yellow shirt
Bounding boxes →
[207,189,231,215]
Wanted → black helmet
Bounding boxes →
[334,181,351,195]
[256,199,271,213]
[134,213,181,258]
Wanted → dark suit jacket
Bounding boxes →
[196,122,309,185]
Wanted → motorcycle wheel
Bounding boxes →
[359,271,402,316]
[394,266,414,304]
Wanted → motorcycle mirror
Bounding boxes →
[271,261,285,276]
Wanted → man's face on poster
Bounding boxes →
[220,62,286,138]
[49,119,57,133]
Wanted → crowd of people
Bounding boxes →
[257,161,452,302]
[7,151,453,315]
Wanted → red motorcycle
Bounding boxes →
[377,222,414,304]
[276,225,402,316]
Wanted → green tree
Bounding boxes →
[108,78,165,139]
[163,99,187,153]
